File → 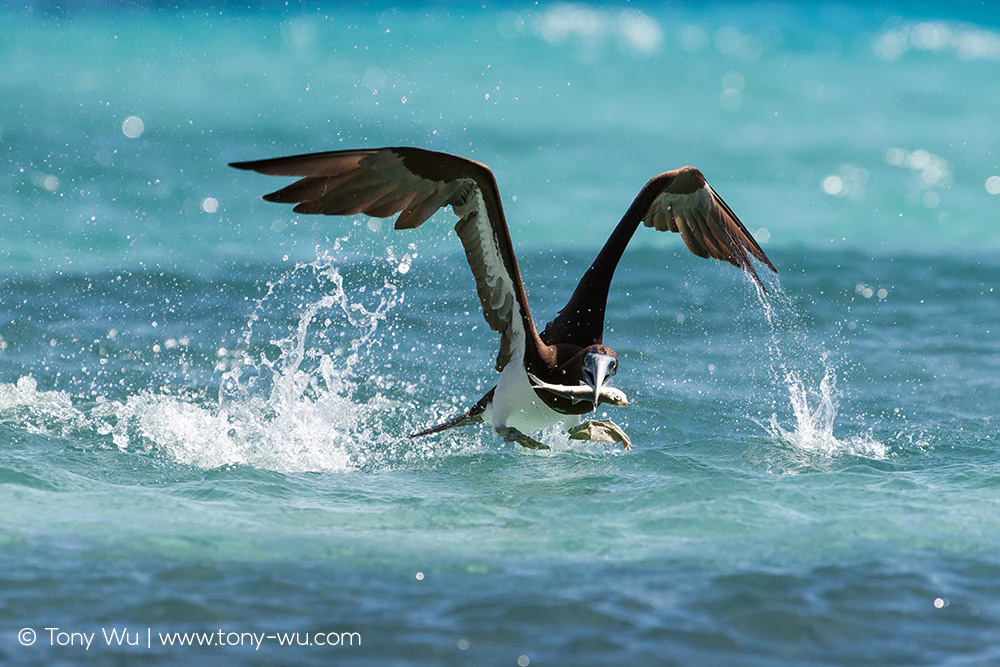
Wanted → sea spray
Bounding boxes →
[118,243,485,471]
[745,269,889,460]
[766,363,887,459]
[0,376,81,436]
[0,243,483,471]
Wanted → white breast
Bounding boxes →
[483,361,566,434]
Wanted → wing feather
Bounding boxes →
[263,175,344,204]
[452,191,523,370]
[231,147,539,371]
[675,213,711,258]
[366,192,423,218]
[641,167,776,288]
[689,206,727,259]
[394,187,456,230]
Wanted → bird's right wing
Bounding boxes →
[230,147,540,371]
[641,167,776,288]
[540,166,776,347]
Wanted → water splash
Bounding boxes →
[765,366,887,459]
[111,245,482,472]
[747,271,889,461]
[0,243,482,472]
[0,376,83,436]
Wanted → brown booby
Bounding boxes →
[231,148,776,451]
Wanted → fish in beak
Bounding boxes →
[583,352,617,409]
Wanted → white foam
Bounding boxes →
[765,367,888,459]
[0,247,484,472]
[113,248,484,472]
[0,376,81,435]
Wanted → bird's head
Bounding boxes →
[581,345,618,409]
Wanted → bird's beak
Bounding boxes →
[583,353,616,409]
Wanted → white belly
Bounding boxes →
[483,362,567,434]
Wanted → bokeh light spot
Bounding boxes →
[122,115,145,138]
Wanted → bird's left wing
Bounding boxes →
[230,147,541,371]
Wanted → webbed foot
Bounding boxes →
[498,426,550,450]
[567,419,632,451]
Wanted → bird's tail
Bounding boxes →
[408,388,494,439]
[408,412,481,438]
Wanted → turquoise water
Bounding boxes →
[2,2,1000,664]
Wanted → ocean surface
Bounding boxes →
[2,2,999,664]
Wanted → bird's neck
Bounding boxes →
[541,186,659,346]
